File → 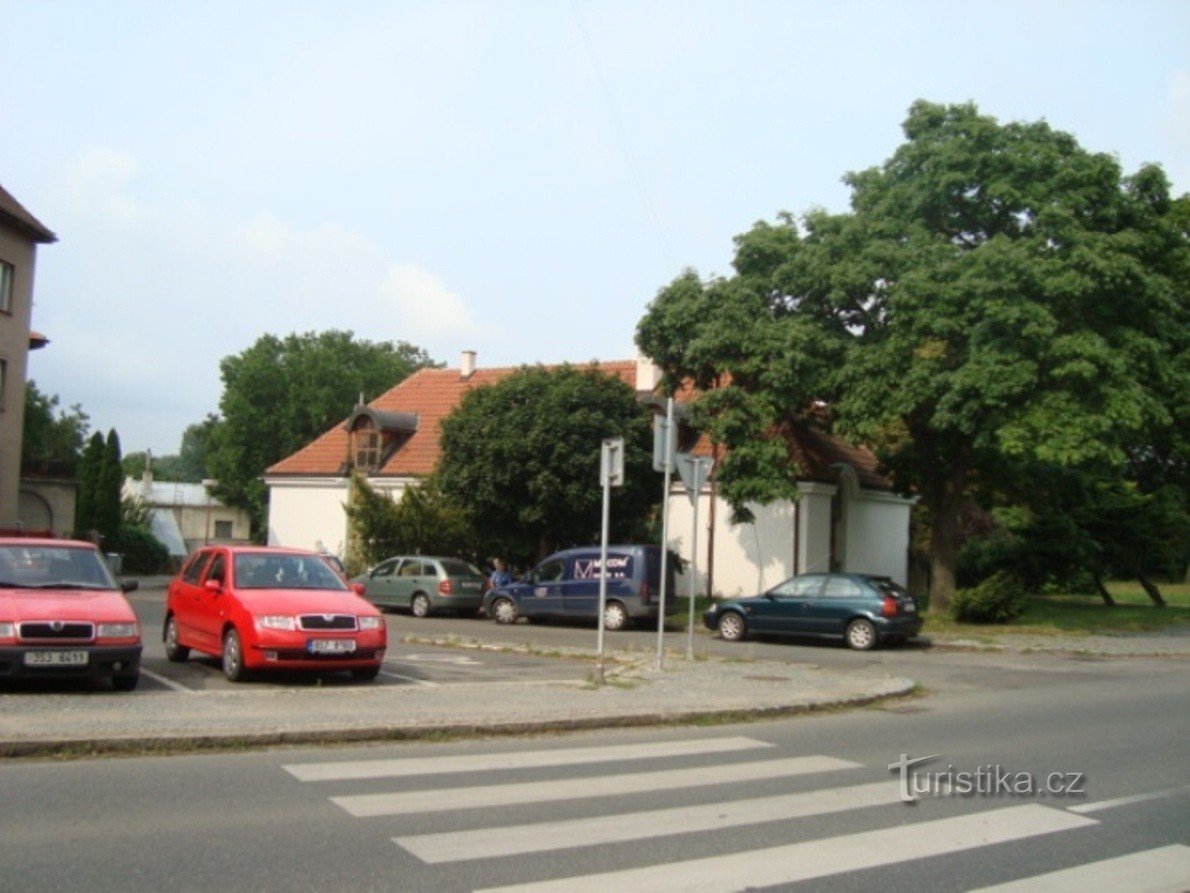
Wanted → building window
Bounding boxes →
[0,261,13,314]
[214,520,233,539]
[0,358,7,411]
[355,429,381,471]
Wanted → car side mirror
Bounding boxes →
[351,582,366,596]
[121,579,139,593]
[204,579,223,594]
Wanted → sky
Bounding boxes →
[2,0,1187,457]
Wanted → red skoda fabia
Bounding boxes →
[165,546,386,682]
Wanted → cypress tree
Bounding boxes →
[94,429,123,545]
[75,432,105,537]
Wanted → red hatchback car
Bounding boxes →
[0,538,142,690]
[165,546,386,682]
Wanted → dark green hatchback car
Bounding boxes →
[703,573,921,650]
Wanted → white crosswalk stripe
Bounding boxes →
[283,735,773,782]
[282,736,1190,892]
[968,844,1190,892]
[473,805,1096,893]
[332,754,858,817]
[396,779,904,863]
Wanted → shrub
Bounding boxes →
[950,572,1029,624]
[110,525,170,574]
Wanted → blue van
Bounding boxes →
[483,545,676,630]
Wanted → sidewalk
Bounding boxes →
[0,654,915,758]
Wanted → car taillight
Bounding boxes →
[640,581,651,606]
[881,595,898,617]
[438,579,452,596]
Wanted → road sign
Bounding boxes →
[600,438,624,488]
[652,415,676,472]
[675,454,712,505]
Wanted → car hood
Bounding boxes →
[232,589,380,616]
[0,589,137,623]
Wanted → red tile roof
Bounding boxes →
[267,358,892,490]
[267,361,638,478]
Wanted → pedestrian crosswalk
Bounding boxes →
[282,735,1190,892]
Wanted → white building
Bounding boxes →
[122,470,251,559]
[265,352,914,594]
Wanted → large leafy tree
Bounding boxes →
[206,330,436,536]
[436,365,657,564]
[637,100,1187,608]
[21,380,89,470]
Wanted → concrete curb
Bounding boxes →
[0,679,917,760]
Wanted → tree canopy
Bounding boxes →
[21,380,89,471]
[205,330,436,536]
[637,100,1188,606]
[436,365,657,564]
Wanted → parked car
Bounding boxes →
[355,555,488,617]
[164,546,386,681]
[703,572,921,650]
[0,538,142,690]
[483,545,676,631]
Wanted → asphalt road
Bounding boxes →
[2,643,1186,892]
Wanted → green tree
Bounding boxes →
[21,380,89,469]
[206,330,436,536]
[344,474,474,574]
[436,364,656,565]
[75,432,106,536]
[95,429,123,545]
[637,100,1187,608]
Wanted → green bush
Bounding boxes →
[951,572,1029,624]
[110,525,170,574]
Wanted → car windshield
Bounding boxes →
[233,553,348,590]
[0,544,117,590]
[439,559,482,577]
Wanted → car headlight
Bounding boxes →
[0,622,14,638]
[358,615,383,630]
[98,623,138,638]
[257,615,297,631]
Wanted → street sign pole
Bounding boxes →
[596,437,623,685]
[655,398,674,671]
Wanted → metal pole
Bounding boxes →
[687,469,699,661]
[595,469,611,685]
[655,398,674,671]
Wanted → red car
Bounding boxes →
[0,538,142,690]
[164,545,386,682]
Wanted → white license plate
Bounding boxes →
[24,650,89,667]
[904,603,916,613]
[307,639,356,655]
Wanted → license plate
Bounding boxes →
[904,603,916,613]
[24,650,89,667]
[307,639,356,655]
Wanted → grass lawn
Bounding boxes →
[924,580,1190,637]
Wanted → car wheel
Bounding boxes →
[222,628,247,681]
[410,593,431,618]
[111,671,139,692]
[491,597,518,624]
[603,601,629,631]
[845,618,878,651]
[717,611,746,642]
[164,615,190,663]
[351,665,381,682]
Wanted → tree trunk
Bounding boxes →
[1137,575,1167,607]
[928,507,959,612]
[1091,572,1116,607]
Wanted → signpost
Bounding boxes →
[595,437,623,685]
[676,453,713,660]
[652,401,676,670]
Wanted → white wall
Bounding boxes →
[664,480,912,597]
[842,490,914,586]
[265,477,415,557]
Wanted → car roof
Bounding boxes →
[0,537,97,550]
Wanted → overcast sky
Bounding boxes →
[3,0,1187,456]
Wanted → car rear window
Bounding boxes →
[873,578,909,597]
[439,559,482,577]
